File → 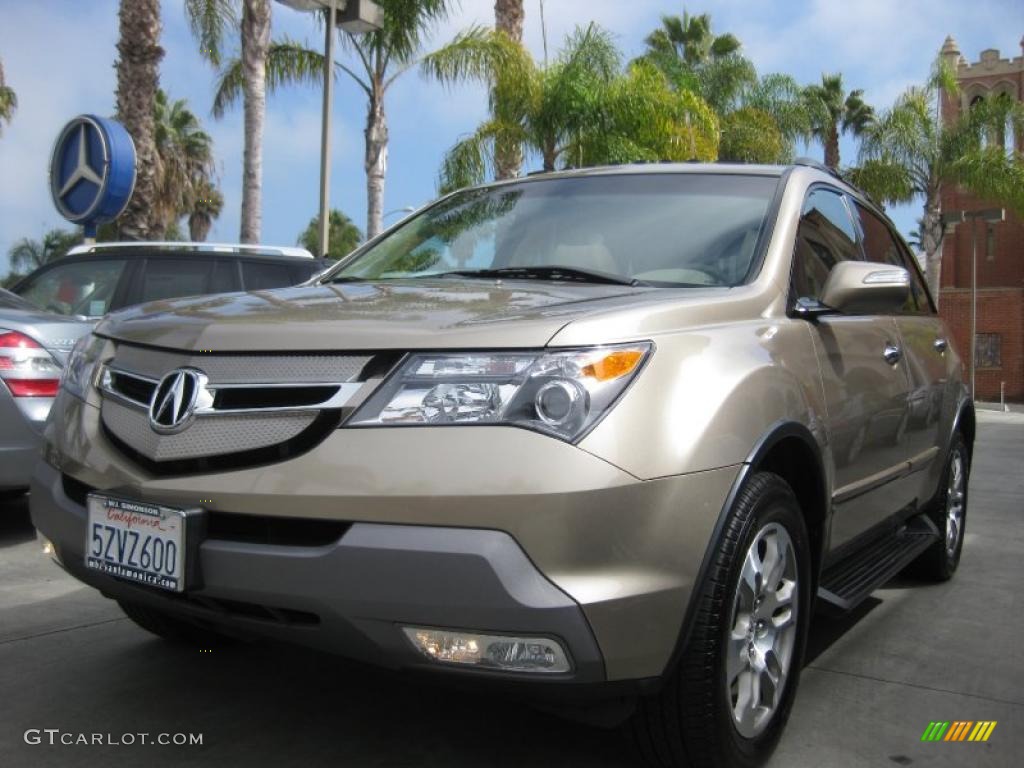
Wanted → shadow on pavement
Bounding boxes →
[804,597,881,666]
[0,493,34,549]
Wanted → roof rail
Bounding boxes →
[66,242,315,259]
[792,157,885,210]
[792,156,844,180]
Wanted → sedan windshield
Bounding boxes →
[329,173,779,288]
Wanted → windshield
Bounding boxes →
[329,173,779,287]
[16,259,127,317]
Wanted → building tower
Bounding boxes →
[938,35,1024,401]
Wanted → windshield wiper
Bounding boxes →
[437,266,645,287]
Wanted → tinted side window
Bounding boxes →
[137,259,213,303]
[241,261,297,291]
[853,202,932,315]
[209,260,239,294]
[792,188,860,301]
[16,259,127,317]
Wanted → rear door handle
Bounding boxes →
[883,343,902,365]
[934,338,948,353]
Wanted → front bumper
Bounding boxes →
[32,460,606,682]
[33,392,739,682]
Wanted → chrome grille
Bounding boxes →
[102,398,317,461]
[98,344,378,465]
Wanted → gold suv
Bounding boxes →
[32,163,973,768]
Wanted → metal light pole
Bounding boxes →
[318,0,337,257]
[276,1,382,256]
[942,207,1005,400]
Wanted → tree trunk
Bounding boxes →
[823,124,840,170]
[493,0,524,180]
[364,87,388,240]
[115,0,163,240]
[921,192,945,307]
[542,139,557,172]
[189,212,212,242]
[494,0,524,41]
[240,0,271,244]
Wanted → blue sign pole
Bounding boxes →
[49,115,137,241]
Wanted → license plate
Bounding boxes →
[85,495,193,592]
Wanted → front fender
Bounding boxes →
[578,320,829,480]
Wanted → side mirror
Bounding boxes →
[817,261,910,315]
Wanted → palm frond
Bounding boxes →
[213,38,325,118]
[183,0,237,67]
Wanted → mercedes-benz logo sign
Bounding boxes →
[149,369,205,434]
[49,114,136,228]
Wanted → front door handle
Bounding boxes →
[883,343,902,365]
[934,338,948,353]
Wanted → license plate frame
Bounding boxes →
[85,494,205,593]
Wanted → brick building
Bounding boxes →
[938,36,1023,402]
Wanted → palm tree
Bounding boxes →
[640,11,809,164]
[298,209,362,259]
[8,230,83,274]
[211,0,453,240]
[115,0,164,240]
[153,89,219,237]
[189,179,224,241]
[851,62,1024,301]
[645,10,740,68]
[804,73,874,170]
[424,24,718,192]
[642,10,753,115]
[0,56,17,135]
[185,0,271,243]
[719,74,812,163]
[494,0,524,41]
[493,0,525,179]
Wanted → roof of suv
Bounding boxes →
[67,242,315,260]
[502,159,877,214]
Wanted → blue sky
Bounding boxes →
[1,0,1021,273]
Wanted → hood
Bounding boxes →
[96,280,672,351]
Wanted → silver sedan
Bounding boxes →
[0,288,93,496]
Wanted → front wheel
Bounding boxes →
[629,471,812,768]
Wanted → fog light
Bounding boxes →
[402,626,571,673]
[36,532,61,565]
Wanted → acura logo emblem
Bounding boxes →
[149,369,206,434]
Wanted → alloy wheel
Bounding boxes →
[945,449,966,558]
[726,522,799,739]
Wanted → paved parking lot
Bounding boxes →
[1,410,1021,767]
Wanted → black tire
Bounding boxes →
[118,600,231,646]
[909,433,969,582]
[0,488,27,502]
[629,472,812,768]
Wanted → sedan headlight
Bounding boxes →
[61,333,106,401]
[349,343,652,442]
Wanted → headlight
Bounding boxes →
[349,343,652,442]
[61,333,106,401]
